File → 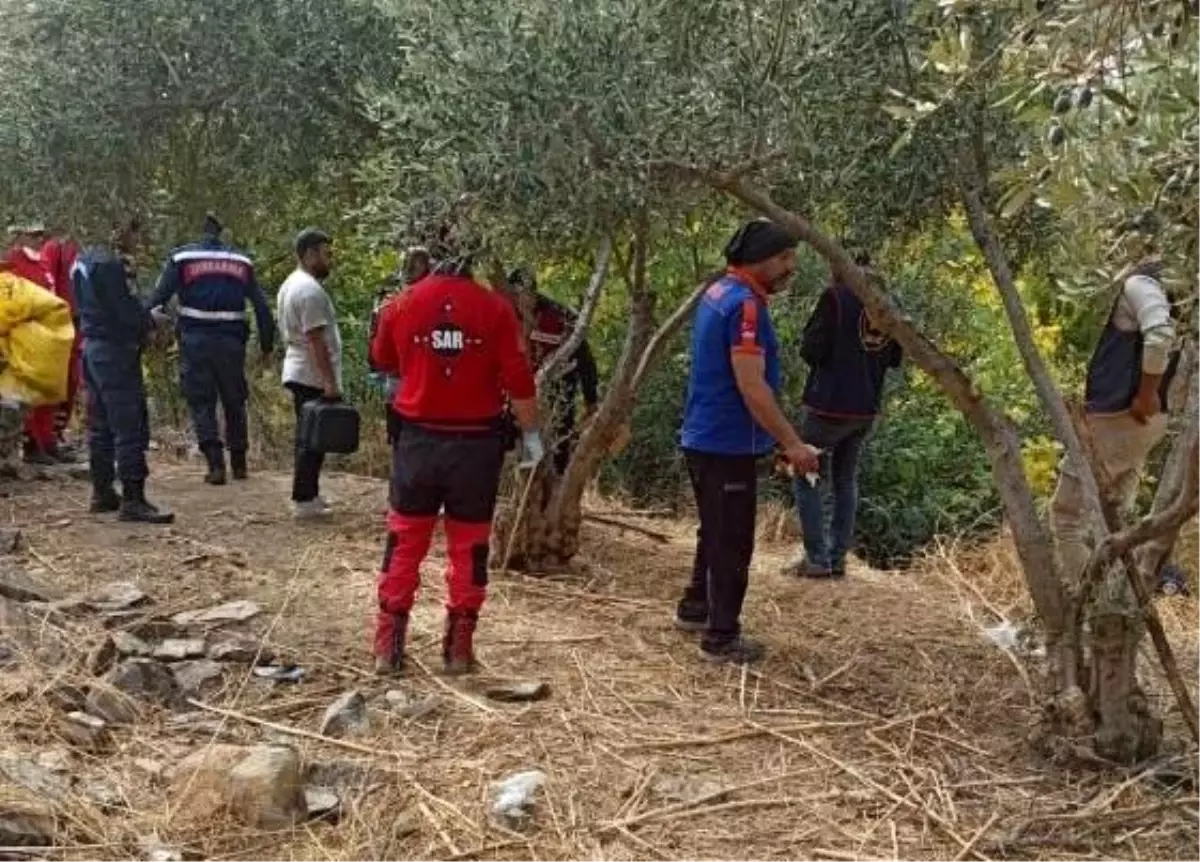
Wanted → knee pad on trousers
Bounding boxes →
[377,512,437,614]
[444,519,491,611]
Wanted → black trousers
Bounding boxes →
[287,382,325,502]
[390,424,505,523]
[681,449,759,645]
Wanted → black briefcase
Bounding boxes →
[300,400,360,455]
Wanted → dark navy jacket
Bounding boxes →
[148,238,275,350]
[801,283,901,418]
[72,246,153,346]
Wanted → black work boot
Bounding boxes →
[230,450,248,481]
[442,610,480,676]
[373,611,409,676]
[89,483,121,514]
[118,480,175,525]
[700,635,765,666]
[201,445,226,486]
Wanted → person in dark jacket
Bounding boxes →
[505,266,600,474]
[785,252,901,579]
[148,214,275,484]
[370,246,431,446]
[74,217,173,524]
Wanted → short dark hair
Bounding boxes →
[295,228,331,257]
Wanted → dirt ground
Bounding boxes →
[0,460,1196,861]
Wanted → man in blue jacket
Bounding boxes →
[74,217,173,523]
[148,214,275,484]
[786,252,902,579]
[676,219,820,665]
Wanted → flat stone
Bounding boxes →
[137,834,182,862]
[319,691,369,738]
[153,639,206,661]
[46,682,88,712]
[172,660,224,696]
[0,751,70,800]
[385,690,442,720]
[304,786,340,821]
[229,746,305,828]
[207,636,274,664]
[85,682,139,725]
[0,529,22,554]
[86,582,148,612]
[652,774,726,805]
[0,793,55,847]
[172,600,261,626]
[106,658,180,708]
[61,712,111,752]
[34,750,72,775]
[112,631,153,657]
[86,635,119,675]
[0,565,54,603]
[484,681,551,703]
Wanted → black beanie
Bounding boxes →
[724,219,796,265]
[203,212,223,236]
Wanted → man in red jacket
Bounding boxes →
[369,235,544,676]
[2,222,67,464]
[41,231,82,446]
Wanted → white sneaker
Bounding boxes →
[293,499,331,521]
[314,495,333,511]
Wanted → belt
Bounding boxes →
[178,307,247,322]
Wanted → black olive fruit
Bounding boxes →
[1048,124,1066,146]
[1076,87,1093,108]
[1053,91,1073,114]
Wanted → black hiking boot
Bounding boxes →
[700,635,765,666]
[674,598,709,633]
[89,485,121,514]
[202,445,226,486]
[118,481,175,525]
[230,451,248,481]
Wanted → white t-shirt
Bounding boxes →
[277,268,343,390]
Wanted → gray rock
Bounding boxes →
[652,774,726,805]
[167,744,248,825]
[61,712,110,752]
[172,660,224,696]
[107,658,180,708]
[153,639,206,661]
[34,750,72,775]
[86,582,148,612]
[304,786,340,821]
[0,596,63,663]
[86,635,118,675]
[0,798,55,847]
[172,600,261,626]
[304,759,388,792]
[228,746,305,828]
[85,683,140,725]
[112,631,153,657]
[319,690,369,738]
[385,689,442,720]
[0,528,22,554]
[207,636,274,664]
[0,751,70,800]
[484,681,551,703]
[0,565,54,603]
[137,834,182,862]
[46,682,88,712]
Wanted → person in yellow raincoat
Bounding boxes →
[0,266,75,470]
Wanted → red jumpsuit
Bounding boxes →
[1,246,60,454]
[369,272,535,670]
[41,238,81,436]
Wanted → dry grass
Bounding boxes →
[0,462,1195,861]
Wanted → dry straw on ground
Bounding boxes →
[0,463,1195,860]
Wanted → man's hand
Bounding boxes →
[783,441,821,476]
[321,384,342,402]
[1129,387,1160,424]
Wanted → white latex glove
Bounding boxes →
[518,430,545,469]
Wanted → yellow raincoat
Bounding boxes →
[0,271,75,406]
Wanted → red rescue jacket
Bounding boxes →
[371,273,535,429]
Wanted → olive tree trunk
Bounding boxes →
[494,223,705,570]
